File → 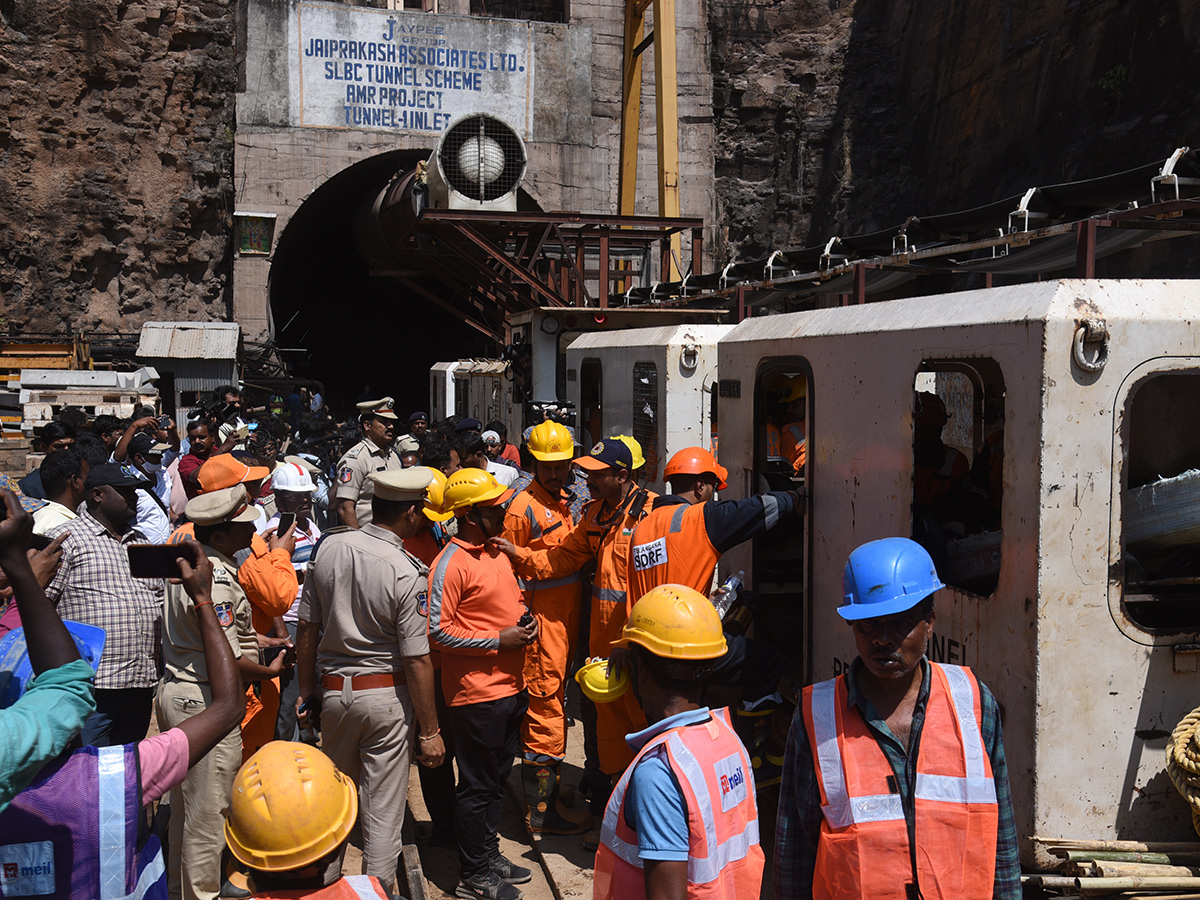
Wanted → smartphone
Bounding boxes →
[298,693,321,730]
[29,533,54,552]
[157,415,171,429]
[277,512,297,534]
[128,543,197,579]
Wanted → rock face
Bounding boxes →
[0,0,236,334]
[1,0,1197,335]
[710,0,1200,267]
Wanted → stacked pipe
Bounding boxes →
[1025,839,1200,898]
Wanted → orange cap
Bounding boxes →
[663,447,728,491]
[198,453,271,494]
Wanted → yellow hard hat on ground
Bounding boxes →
[527,421,574,461]
[443,467,513,514]
[423,468,454,523]
[613,434,645,470]
[225,742,357,872]
[616,584,728,661]
[574,658,631,703]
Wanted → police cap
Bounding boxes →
[186,485,260,526]
[370,467,435,502]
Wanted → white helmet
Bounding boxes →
[271,461,316,493]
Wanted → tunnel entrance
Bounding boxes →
[269,150,497,421]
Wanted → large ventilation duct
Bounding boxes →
[355,113,528,266]
[426,113,527,210]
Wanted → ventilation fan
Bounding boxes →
[426,113,527,211]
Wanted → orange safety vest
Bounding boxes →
[781,421,806,472]
[254,875,390,899]
[627,502,721,603]
[765,423,782,459]
[801,663,998,900]
[594,707,764,900]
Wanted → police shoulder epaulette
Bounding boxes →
[343,444,363,460]
[402,546,430,575]
[311,526,353,561]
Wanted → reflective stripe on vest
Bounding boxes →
[522,504,543,539]
[344,876,387,900]
[599,710,761,885]
[253,875,389,900]
[98,746,128,900]
[669,506,687,534]
[809,664,996,830]
[517,572,583,591]
[592,585,627,605]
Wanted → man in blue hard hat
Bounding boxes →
[774,537,1019,900]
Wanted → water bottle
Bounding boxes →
[711,570,744,619]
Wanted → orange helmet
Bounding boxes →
[663,447,727,491]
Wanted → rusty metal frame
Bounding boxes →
[372,208,706,340]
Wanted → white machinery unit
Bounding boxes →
[712,278,1200,865]
[429,361,461,423]
[565,324,732,494]
[452,359,510,426]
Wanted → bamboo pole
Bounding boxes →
[1077,876,1200,896]
[1063,850,1200,865]
[1037,838,1200,854]
[1091,862,1200,878]
[1022,874,1080,890]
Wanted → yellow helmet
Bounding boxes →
[574,658,631,703]
[423,469,454,523]
[613,434,645,470]
[527,421,574,461]
[225,742,357,872]
[443,467,512,514]
[781,376,807,403]
[616,584,728,661]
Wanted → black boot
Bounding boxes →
[521,761,592,835]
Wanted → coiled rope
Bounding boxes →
[1166,706,1200,836]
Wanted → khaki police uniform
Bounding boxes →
[334,397,401,527]
[156,487,260,900]
[298,468,435,888]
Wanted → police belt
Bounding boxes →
[322,671,406,691]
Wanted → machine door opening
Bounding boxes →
[753,359,809,686]
[1118,366,1200,637]
[911,359,1005,598]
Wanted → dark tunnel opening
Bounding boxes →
[269,150,499,421]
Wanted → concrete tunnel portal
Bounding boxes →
[268,150,500,419]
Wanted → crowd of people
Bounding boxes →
[0,382,1018,900]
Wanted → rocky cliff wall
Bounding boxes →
[0,0,236,334]
[710,0,1200,269]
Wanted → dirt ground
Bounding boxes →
[394,717,596,900]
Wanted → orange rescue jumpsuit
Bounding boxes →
[171,523,297,758]
[509,486,656,774]
[503,479,583,762]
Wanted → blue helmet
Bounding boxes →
[839,538,944,621]
[0,620,106,708]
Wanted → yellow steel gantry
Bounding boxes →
[618,0,682,282]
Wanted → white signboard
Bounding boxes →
[295,4,535,137]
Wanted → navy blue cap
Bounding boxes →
[574,439,633,473]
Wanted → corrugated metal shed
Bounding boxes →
[136,322,241,360]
